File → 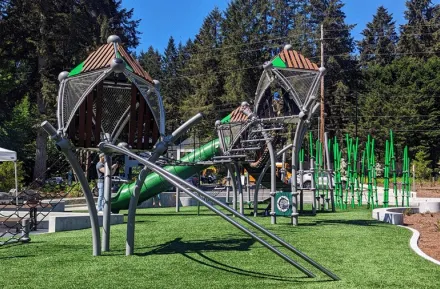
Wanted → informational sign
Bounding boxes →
[275,192,292,216]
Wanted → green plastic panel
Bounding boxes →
[274,191,292,216]
[221,114,232,124]
[68,61,85,77]
[272,56,286,68]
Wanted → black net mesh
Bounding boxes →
[125,71,161,132]
[101,85,132,138]
[60,70,108,132]
[278,70,319,106]
[254,71,273,112]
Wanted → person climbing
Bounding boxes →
[272,92,283,116]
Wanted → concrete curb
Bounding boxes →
[398,225,440,266]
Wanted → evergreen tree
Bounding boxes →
[221,0,271,106]
[358,6,399,66]
[399,0,440,58]
[161,37,182,132]
[357,56,440,163]
[138,46,162,80]
[0,96,37,181]
[183,7,224,139]
[309,0,358,139]
[0,0,140,180]
[288,0,317,58]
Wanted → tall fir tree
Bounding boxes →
[358,6,399,66]
[0,0,140,180]
[138,46,163,80]
[309,0,358,139]
[161,37,183,132]
[183,8,224,139]
[287,0,316,58]
[221,0,271,107]
[357,57,440,163]
[398,0,440,58]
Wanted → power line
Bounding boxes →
[154,29,440,69]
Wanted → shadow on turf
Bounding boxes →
[132,213,219,217]
[136,237,327,283]
[296,219,384,227]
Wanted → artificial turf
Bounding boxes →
[0,205,439,289]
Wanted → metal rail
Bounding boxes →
[102,143,340,280]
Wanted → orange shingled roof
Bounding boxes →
[277,49,319,71]
[229,106,250,123]
[81,43,153,83]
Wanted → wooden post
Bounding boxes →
[320,24,325,167]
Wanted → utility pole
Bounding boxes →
[320,24,325,162]
[355,92,358,139]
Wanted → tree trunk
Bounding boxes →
[33,52,48,181]
[33,128,48,181]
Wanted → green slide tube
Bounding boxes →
[111,139,220,212]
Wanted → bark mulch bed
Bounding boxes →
[404,212,440,262]
[415,184,440,198]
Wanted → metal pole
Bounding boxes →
[267,138,277,225]
[14,161,18,205]
[125,167,149,255]
[226,169,231,205]
[41,121,101,256]
[228,165,238,212]
[355,93,358,139]
[246,171,250,208]
[102,153,112,252]
[320,24,325,146]
[175,187,180,212]
[120,113,202,256]
[234,162,244,215]
[103,144,339,281]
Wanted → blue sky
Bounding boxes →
[121,0,411,54]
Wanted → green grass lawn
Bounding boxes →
[0,205,439,289]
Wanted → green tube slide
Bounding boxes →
[111,139,220,212]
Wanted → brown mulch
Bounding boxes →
[404,212,440,261]
[415,184,440,198]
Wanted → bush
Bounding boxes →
[412,151,432,182]
[0,161,25,192]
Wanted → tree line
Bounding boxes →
[0,0,439,183]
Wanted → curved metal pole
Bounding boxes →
[103,146,313,277]
[41,121,101,256]
[102,152,112,252]
[254,162,269,217]
[102,143,339,281]
[109,113,203,256]
[126,166,149,255]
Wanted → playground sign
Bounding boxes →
[275,192,292,216]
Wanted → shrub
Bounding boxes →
[0,161,25,192]
[412,151,432,182]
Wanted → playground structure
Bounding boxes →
[35,36,339,279]
[0,35,416,279]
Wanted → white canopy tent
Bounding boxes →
[0,147,18,203]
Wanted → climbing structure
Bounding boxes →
[57,37,165,148]
[216,46,325,225]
